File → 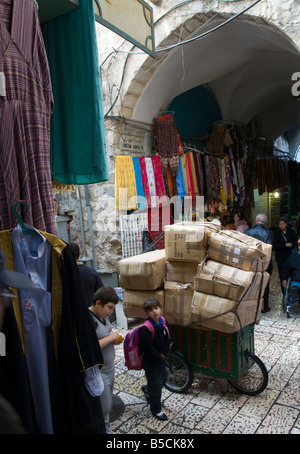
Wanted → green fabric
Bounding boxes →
[43,0,108,185]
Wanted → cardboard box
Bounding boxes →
[118,249,166,290]
[191,291,262,333]
[194,260,269,301]
[166,261,198,285]
[123,289,164,319]
[164,222,212,262]
[208,231,272,272]
[164,281,194,326]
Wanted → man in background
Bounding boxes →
[245,213,273,312]
[68,242,103,307]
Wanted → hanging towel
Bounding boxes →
[115,156,138,211]
[132,157,148,211]
[43,0,108,185]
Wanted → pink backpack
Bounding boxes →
[123,317,170,370]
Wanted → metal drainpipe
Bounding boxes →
[84,185,98,269]
[76,187,87,257]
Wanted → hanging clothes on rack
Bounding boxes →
[0,0,56,234]
[0,226,105,434]
[145,157,157,207]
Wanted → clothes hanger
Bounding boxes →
[12,201,38,236]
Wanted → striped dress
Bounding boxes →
[0,0,56,234]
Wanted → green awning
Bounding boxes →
[43,0,108,185]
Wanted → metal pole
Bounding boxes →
[76,187,87,257]
[84,185,98,269]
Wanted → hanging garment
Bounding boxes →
[175,157,187,198]
[0,227,105,434]
[145,157,157,207]
[0,0,56,234]
[153,114,179,177]
[151,156,168,206]
[185,153,194,199]
[132,157,148,211]
[188,152,199,196]
[139,157,152,208]
[115,156,138,211]
[43,0,108,185]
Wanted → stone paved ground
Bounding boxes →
[110,266,300,435]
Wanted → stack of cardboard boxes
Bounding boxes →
[119,222,272,333]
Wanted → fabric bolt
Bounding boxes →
[0,0,56,234]
[43,0,108,185]
[115,156,138,211]
[151,156,168,206]
[132,157,148,211]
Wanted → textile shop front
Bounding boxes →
[116,112,299,258]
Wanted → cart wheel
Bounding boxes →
[165,350,193,393]
[228,350,268,396]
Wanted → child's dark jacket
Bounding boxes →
[139,317,171,363]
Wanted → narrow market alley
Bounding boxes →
[110,266,300,435]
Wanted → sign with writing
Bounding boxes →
[120,124,147,153]
[93,0,155,57]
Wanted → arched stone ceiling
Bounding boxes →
[132,17,300,154]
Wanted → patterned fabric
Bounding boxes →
[185,153,194,199]
[0,0,56,234]
[139,157,151,208]
[132,157,148,211]
[115,156,137,211]
[145,157,156,207]
[153,114,179,177]
[151,156,168,206]
[176,157,187,198]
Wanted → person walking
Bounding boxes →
[273,217,297,293]
[245,213,273,312]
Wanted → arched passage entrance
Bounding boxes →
[121,15,300,154]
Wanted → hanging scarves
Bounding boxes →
[176,157,187,198]
[132,157,148,211]
[115,156,137,211]
[43,0,108,185]
[139,157,152,208]
[151,156,168,206]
